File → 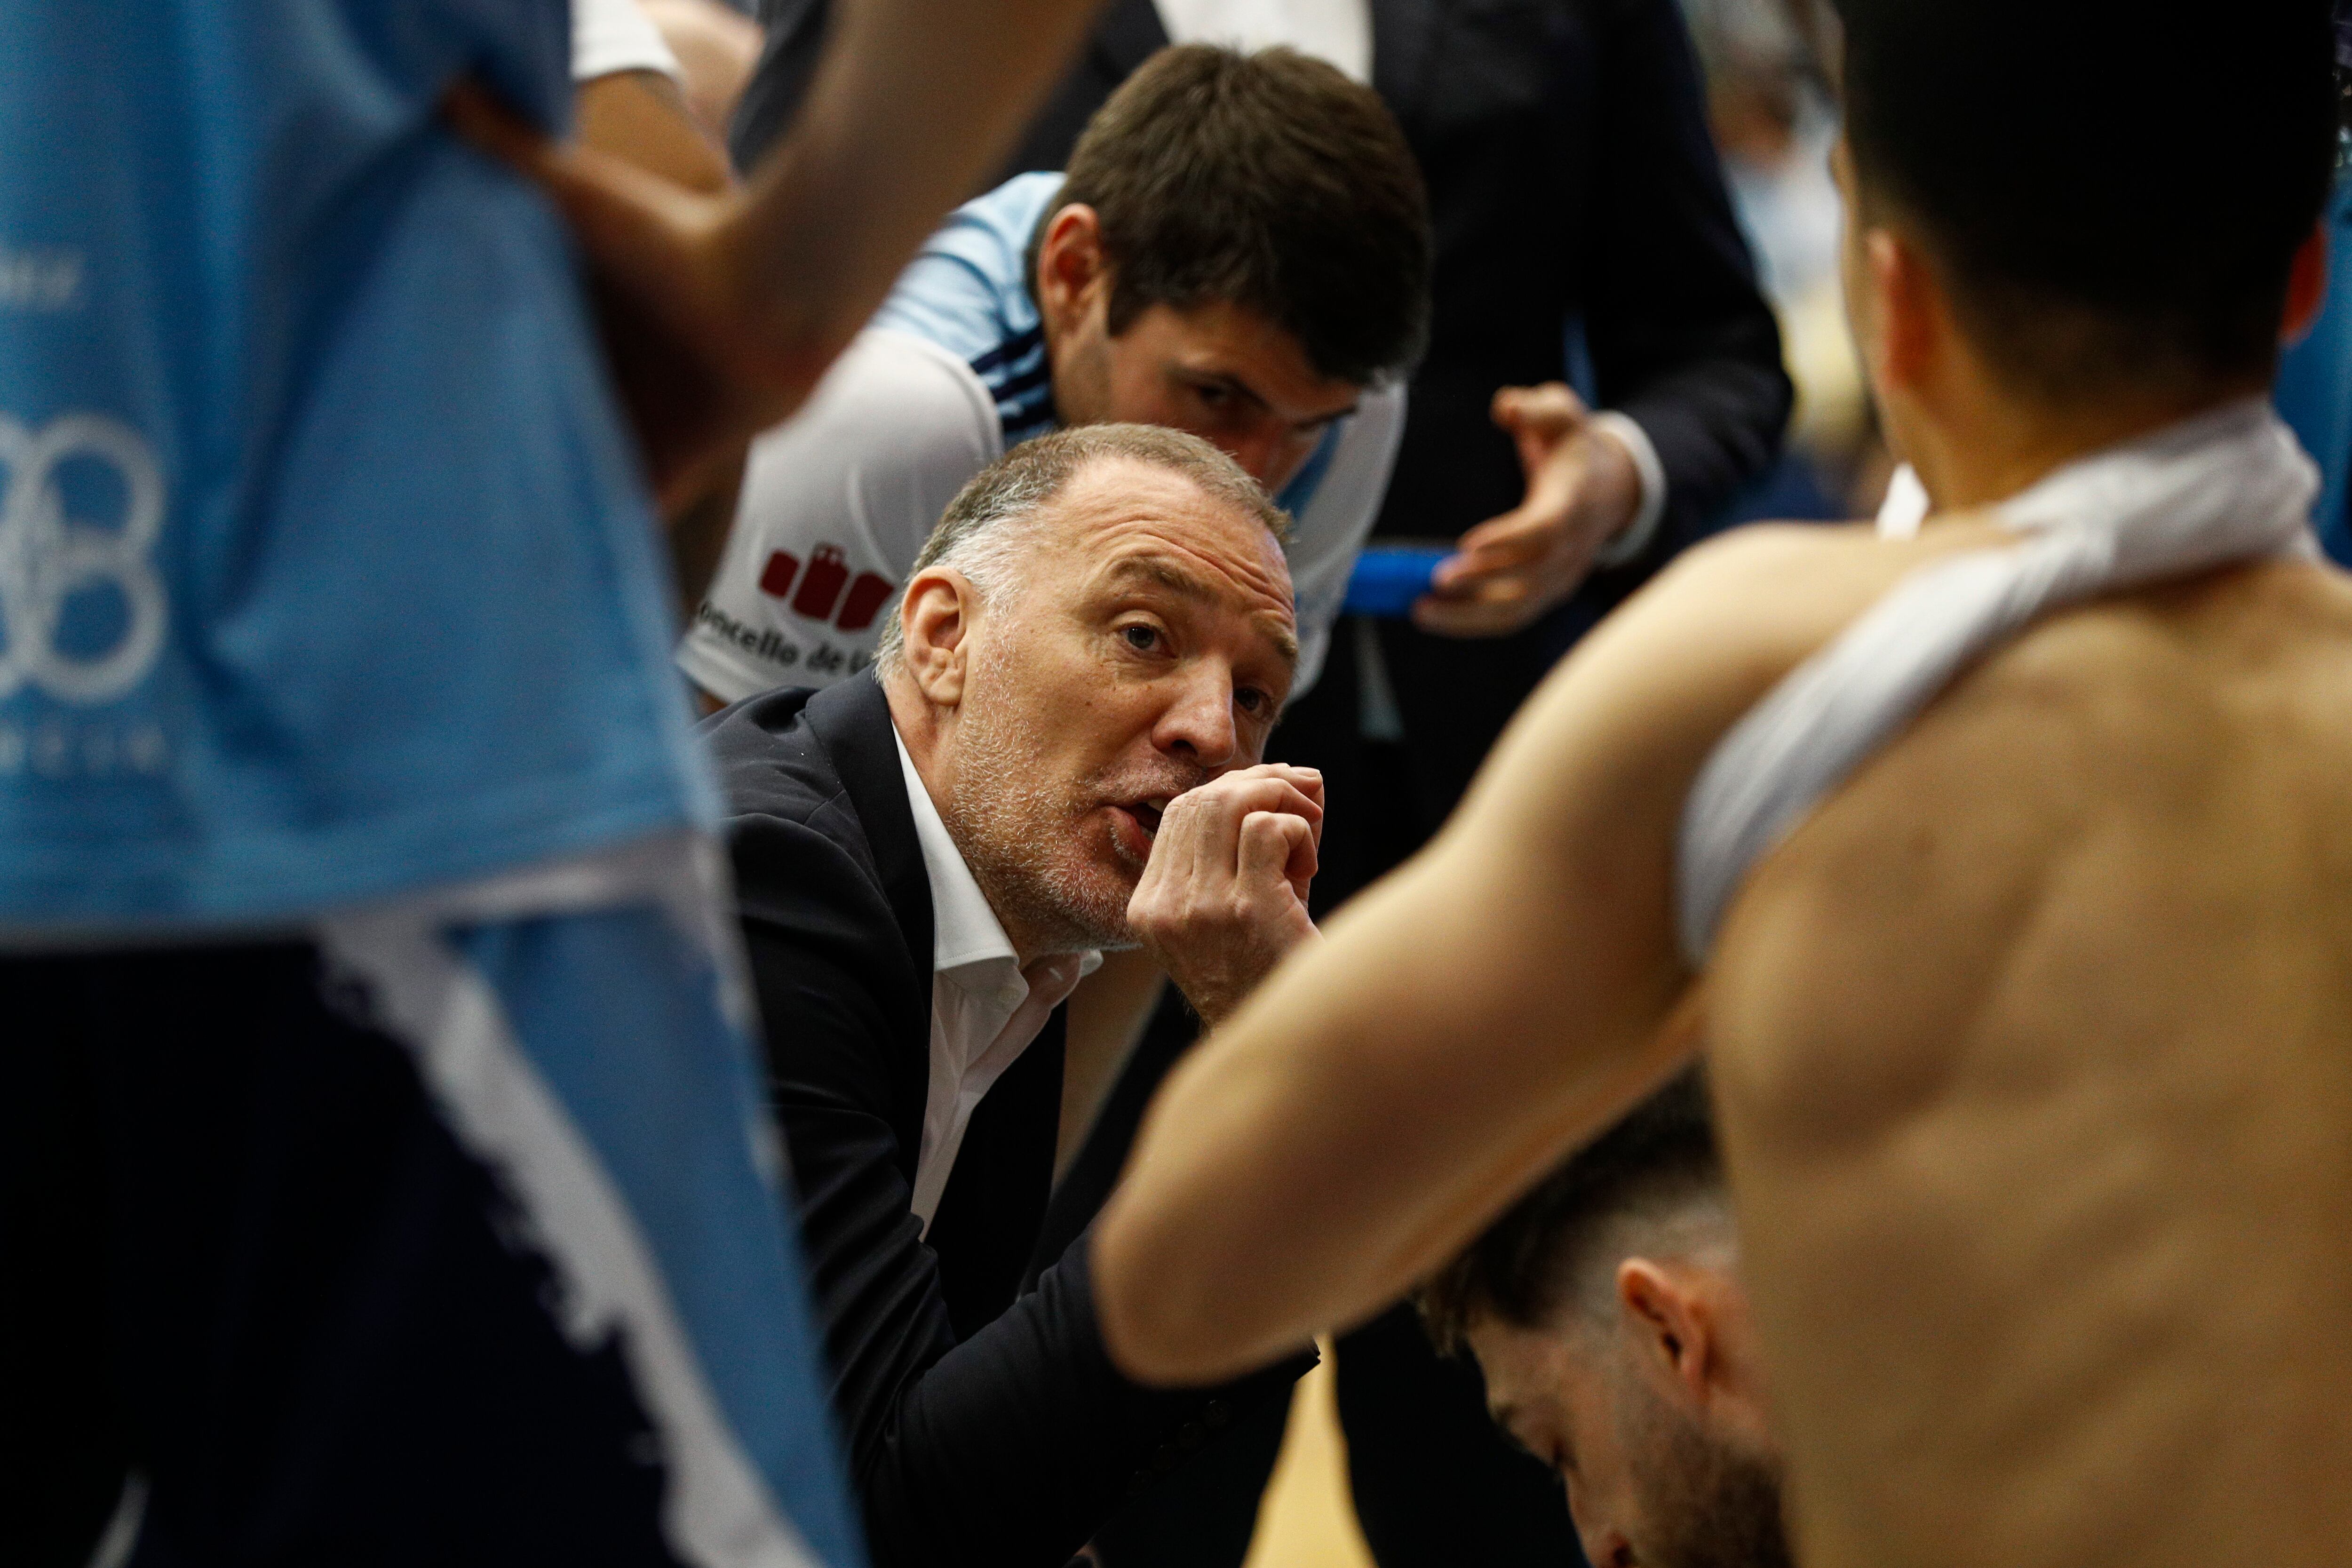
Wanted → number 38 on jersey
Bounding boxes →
[0,411,168,706]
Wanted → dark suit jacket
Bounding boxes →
[701,674,1306,1568]
[731,0,1790,832]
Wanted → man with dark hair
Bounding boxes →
[1032,40,1429,394]
[1094,5,2352,1565]
[1420,1074,1789,1568]
[703,424,1327,1566]
[680,44,1431,706]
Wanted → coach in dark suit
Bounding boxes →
[703,423,1326,1568]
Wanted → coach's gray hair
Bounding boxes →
[874,423,1291,673]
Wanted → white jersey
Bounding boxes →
[682,330,1403,703]
[678,172,1406,707]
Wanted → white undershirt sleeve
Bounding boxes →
[1151,0,1373,81]
[1588,409,1669,570]
[571,0,683,82]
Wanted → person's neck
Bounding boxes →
[883,671,1066,968]
[1909,379,2265,518]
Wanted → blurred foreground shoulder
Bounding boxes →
[1645,520,1877,617]
[1536,520,1881,712]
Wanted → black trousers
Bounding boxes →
[4,944,682,1568]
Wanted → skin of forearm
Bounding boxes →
[663,447,747,613]
[1092,826,1695,1385]
[574,70,745,603]
[722,0,1104,377]
[1087,597,1719,1385]
[575,69,733,195]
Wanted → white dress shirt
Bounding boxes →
[894,730,1100,1234]
[1152,0,1373,81]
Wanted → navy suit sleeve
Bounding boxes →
[732,812,1308,1568]
[1585,0,1794,562]
[727,0,827,175]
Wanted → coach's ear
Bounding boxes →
[896,568,980,708]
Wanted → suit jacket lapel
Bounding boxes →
[805,672,935,1004]
[1092,0,1168,77]
[1370,0,1446,138]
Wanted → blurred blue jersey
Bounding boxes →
[2276,173,2352,566]
[0,0,714,932]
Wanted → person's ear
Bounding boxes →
[896,568,978,708]
[1617,1258,1716,1408]
[1034,204,1110,340]
[2281,219,2332,347]
[1867,225,1943,401]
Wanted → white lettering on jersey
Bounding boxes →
[0,412,167,706]
[0,243,84,313]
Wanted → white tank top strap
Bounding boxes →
[1675,399,2322,967]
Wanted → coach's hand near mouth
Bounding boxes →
[1128,763,1324,1027]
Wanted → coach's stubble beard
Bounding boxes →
[940,641,1203,958]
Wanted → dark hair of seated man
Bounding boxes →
[1421,1073,1789,1568]
[1029,42,1433,389]
[1421,1070,1723,1357]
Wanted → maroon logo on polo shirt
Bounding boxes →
[759,546,896,632]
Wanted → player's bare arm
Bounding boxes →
[449,0,1105,509]
[1090,515,2018,1385]
[572,66,746,611]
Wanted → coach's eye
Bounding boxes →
[1121,624,1161,653]
[1236,687,1267,714]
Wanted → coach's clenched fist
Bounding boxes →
[1127,763,1325,1027]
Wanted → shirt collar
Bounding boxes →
[892,724,1022,977]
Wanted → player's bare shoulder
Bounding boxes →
[2070,555,2352,910]
[1447,517,2022,943]
[1905,552,2352,861]
[1700,552,2352,1568]
[1485,518,2018,813]
[1709,548,2352,1146]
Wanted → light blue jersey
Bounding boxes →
[684,172,1401,705]
[0,0,713,932]
[4,9,864,1567]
